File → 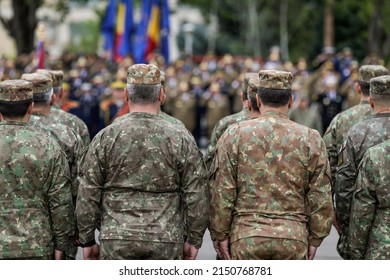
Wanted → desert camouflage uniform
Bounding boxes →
[0,121,73,259]
[323,100,372,185]
[76,112,209,259]
[209,111,333,260]
[204,107,250,169]
[349,139,390,259]
[335,112,390,258]
[51,106,91,146]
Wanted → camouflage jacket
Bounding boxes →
[113,110,186,128]
[30,113,85,197]
[323,101,372,186]
[75,112,209,249]
[0,121,73,259]
[51,106,91,146]
[349,140,390,260]
[335,112,390,258]
[204,107,251,169]
[209,111,333,247]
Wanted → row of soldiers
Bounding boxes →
[0,60,389,259]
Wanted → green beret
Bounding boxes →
[127,64,160,85]
[0,80,33,102]
[21,73,53,95]
[359,65,389,83]
[370,75,390,95]
[258,70,293,90]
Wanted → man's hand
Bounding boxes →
[83,243,99,260]
[213,238,231,260]
[308,245,317,260]
[54,250,63,260]
[183,241,199,260]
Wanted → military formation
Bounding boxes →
[0,50,390,260]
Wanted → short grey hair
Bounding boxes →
[33,88,53,105]
[126,83,161,104]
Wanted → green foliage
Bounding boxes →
[65,20,100,54]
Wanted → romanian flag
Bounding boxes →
[101,0,134,61]
[37,40,45,69]
[134,0,170,64]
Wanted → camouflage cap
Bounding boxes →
[258,70,293,89]
[21,72,53,94]
[37,69,64,87]
[0,80,33,102]
[247,77,260,98]
[243,72,258,94]
[127,64,160,85]
[359,65,389,83]
[370,75,390,95]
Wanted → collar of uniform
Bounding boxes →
[360,100,370,105]
[0,120,29,126]
[263,110,289,119]
[129,112,163,119]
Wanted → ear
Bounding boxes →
[355,81,361,94]
[369,96,374,109]
[160,88,166,105]
[27,102,34,115]
[247,99,252,112]
[256,94,262,113]
[124,88,129,103]
[158,87,164,103]
[288,94,294,109]
[240,91,245,102]
[0,112,3,122]
[50,93,56,106]
[59,88,64,99]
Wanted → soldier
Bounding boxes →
[335,75,390,259]
[209,70,333,260]
[0,80,73,259]
[75,64,209,260]
[324,65,388,188]
[348,139,390,259]
[21,72,84,260]
[204,73,254,169]
[37,69,90,146]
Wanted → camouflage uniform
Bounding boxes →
[335,75,390,259]
[0,80,73,259]
[209,70,333,260]
[349,140,390,260]
[323,65,388,186]
[75,64,209,260]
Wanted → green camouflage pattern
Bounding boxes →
[247,77,260,98]
[209,111,333,248]
[243,73,258,93]
[288,106,323,134]
[50,106,91,146]
[0,80,33,101]
[75,112,209,256]
[258,70,293,89]
[323,101,372,186]
[0,121,73,259]
[335,112,390,259]
[21,73,52,94]
[370,75,390,95]
[127,64,160,85]
[29,114,85,197]
[231,237,308,260]
[37,69,64,87]
[358,65,389,83]
[349,139,390,260]
[204,108,251,169]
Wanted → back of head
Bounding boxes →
[258,70,293,107]
[242,72,258,100]
[369,75,390,106]
[37,69,64,94]
[0,79,33,118]
[21,72,53,104]
[126,64,161,105]
[359,65,389,96]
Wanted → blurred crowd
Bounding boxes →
[0,46,386,147]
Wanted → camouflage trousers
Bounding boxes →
[337,233,351,259]
[231,237,308,260]
[100,240,183,260]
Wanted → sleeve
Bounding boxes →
[307,130,334,247]
[335,134,357,236]
[48,149,74,251]
[75,134,105,244]
[349,154,377,260]
[323,115,338,188]
[70,133,85,199]
[180,136,210,248]
[204,120,222,170]
[209,125,239,241]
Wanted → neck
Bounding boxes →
[129,102,160,115]
[32,105,51,115]
[249,111,260,118]
[3,114,30,123]
[360,95,370,102]
[260,105,289,116]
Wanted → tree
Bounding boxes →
[0,0,87,56]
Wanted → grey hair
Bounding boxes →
[126,84,161,104]
[33,88,53,105]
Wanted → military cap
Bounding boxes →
[36,69,64,87]
[243,72,258,93]
[247,77,260,98]
[21,72,53,95]
[0,80,33,102]
[258,70,293,89]
[370,75,390,95]
[359,65,389,84]
[127,64,160,85]
[160,71,166,87]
